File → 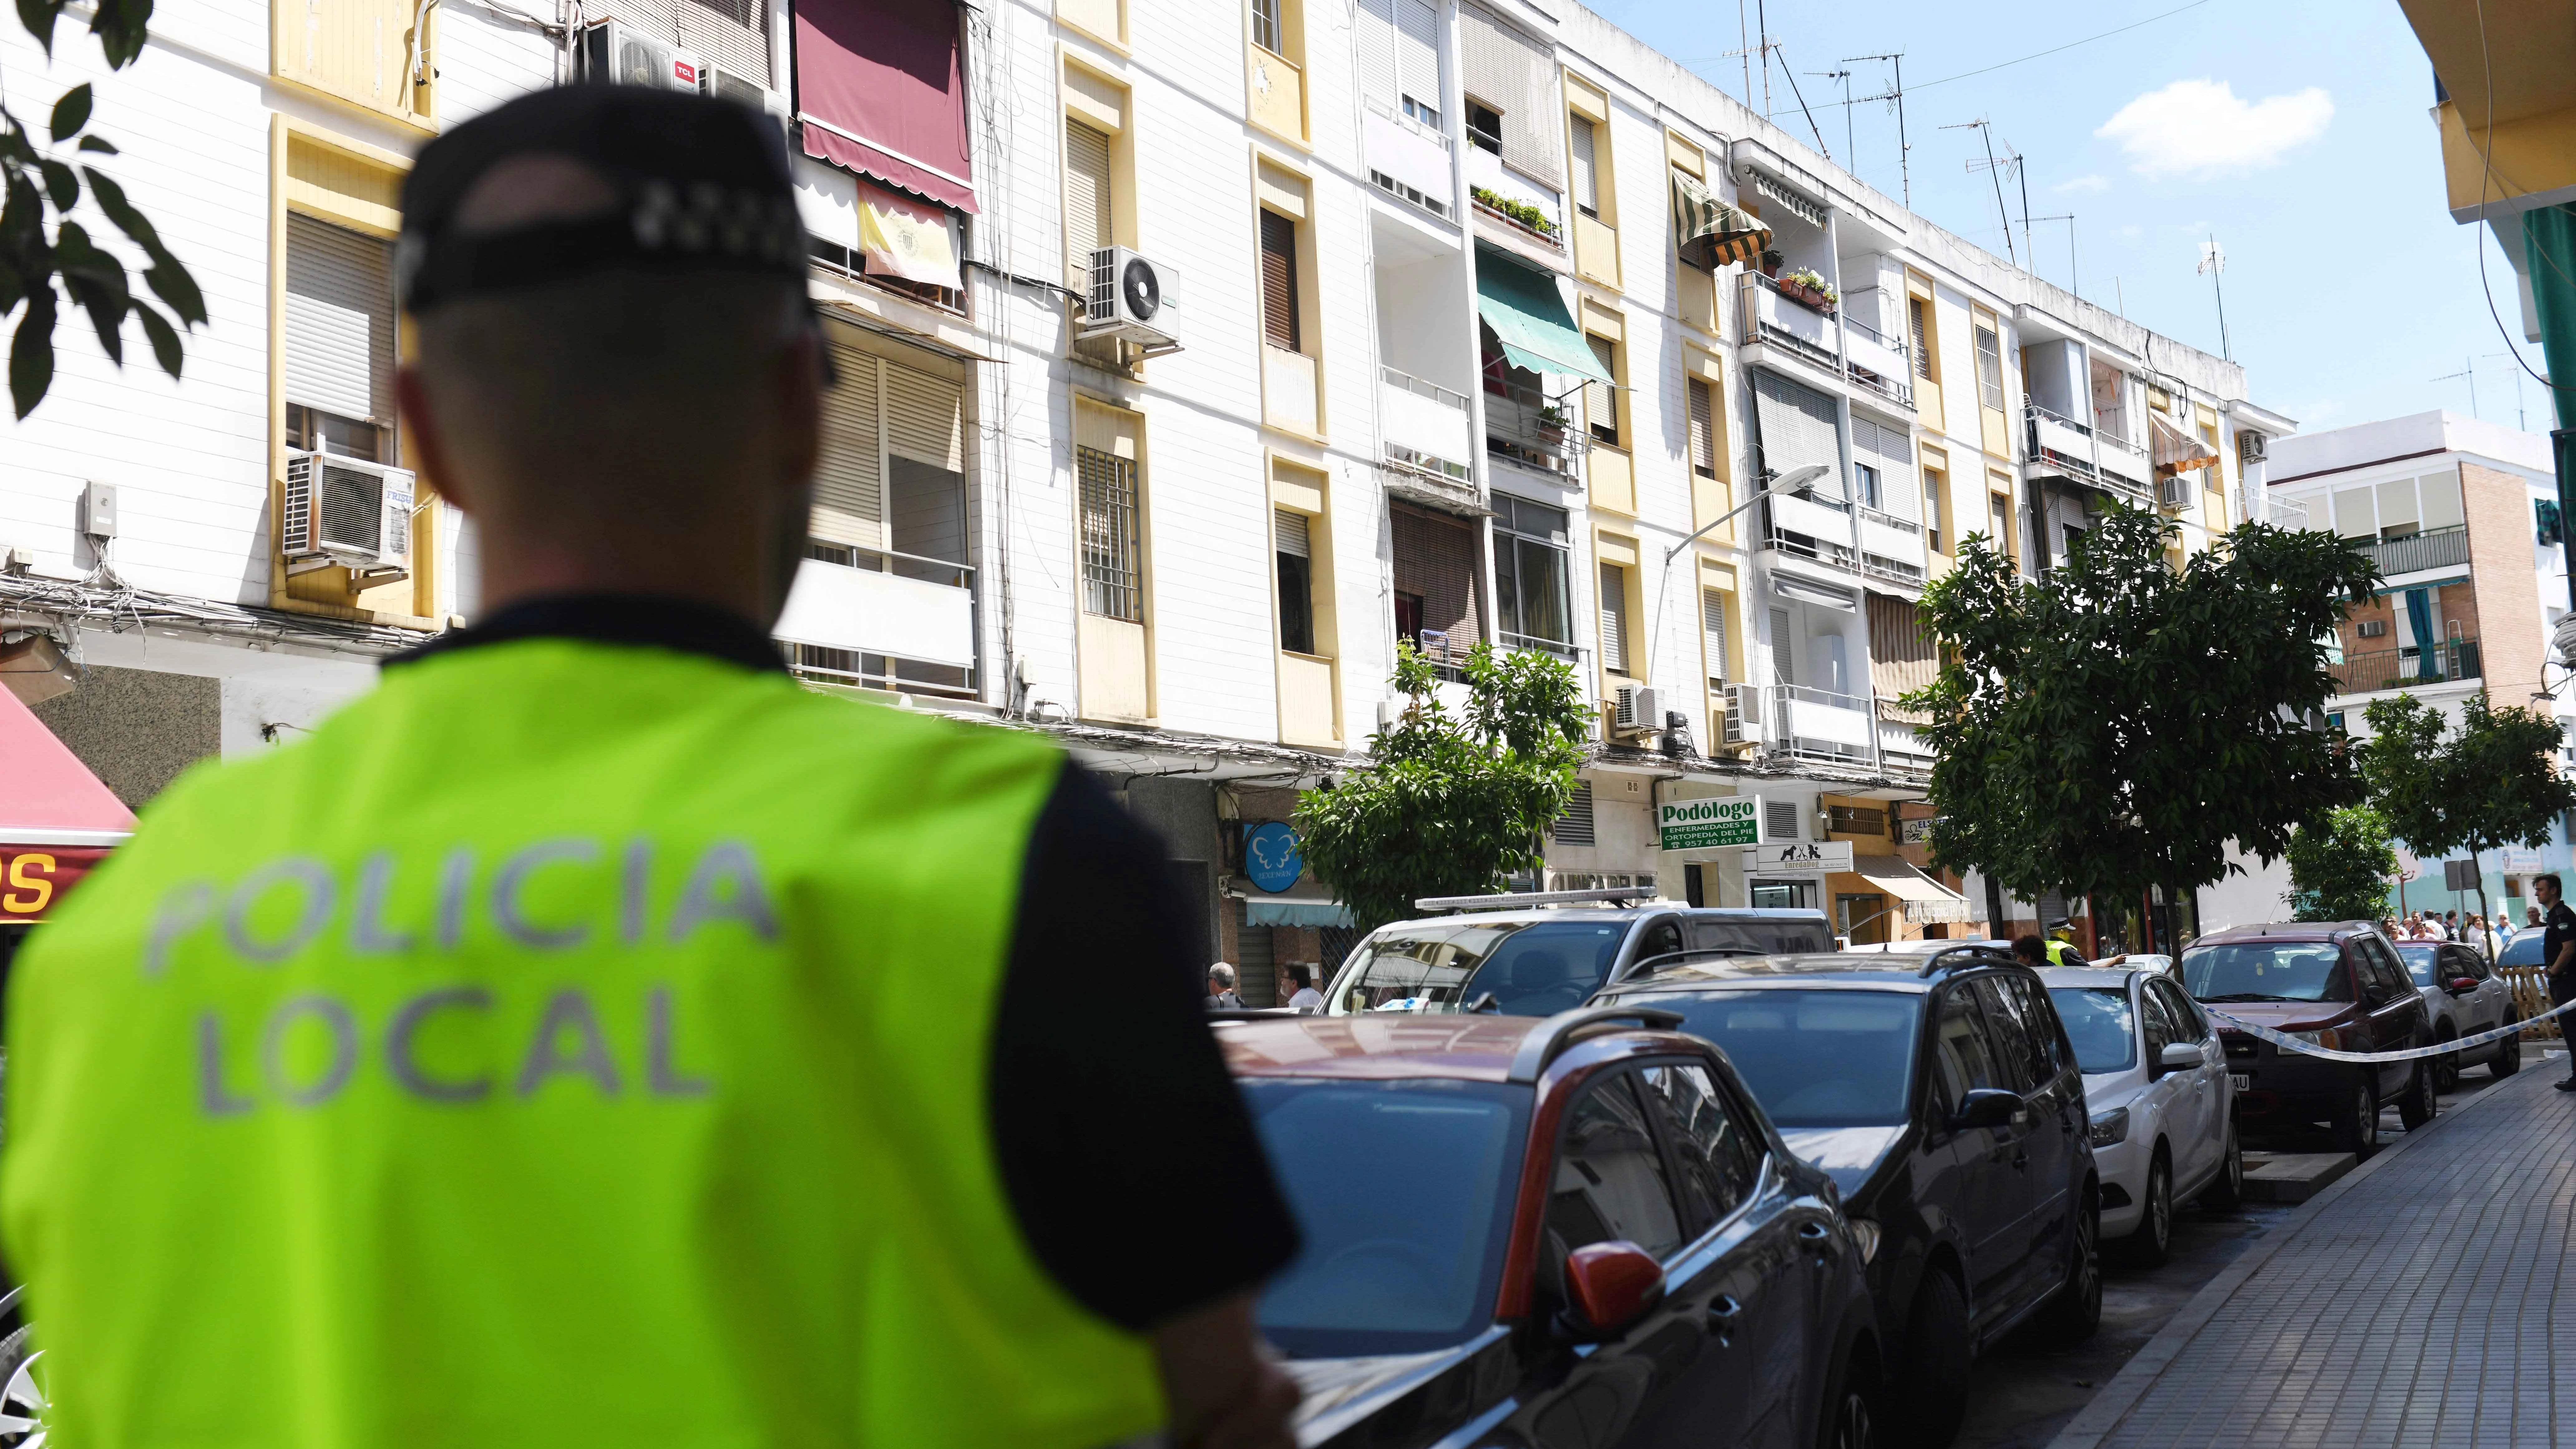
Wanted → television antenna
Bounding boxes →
[2197,236,2231,361]
[1807,67,1856,163]
[2030,212,2079,299]
[1842,51,1910,207]
[2432,355,2478,419]
[1942,118,2021,266]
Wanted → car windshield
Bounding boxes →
[1330,919,1629,1017]
[1243,1078,1529,1359]
[2499,932,2545,968]
[2181,941,2353,1003]
[2395,944,2444,987]
[2046,987,2138,1073]
[1645,989,1921,1127]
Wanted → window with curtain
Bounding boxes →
[1078,446,1143,622]
[1569,114,1600,217]
[1974,323,2004,412]
[1260,208,1302,351]
[1598,562,1630,674]
[1688,378,1717,479]
[1276,507,1316,654]
[1586,335,1619,446]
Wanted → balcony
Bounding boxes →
[1738,271,1842,374]
[1857,507,1926,586]
[1762,490,1856,567]
[1364,101,1454,221]
[1484,380,1583,479]
[1842,313,1914,411]
[1733,682,1881,769]
[2362,525,2471,577]
[2330,637,2483,697]
[1381,367,1472,473]
[777,548,977,695]
[2025,404,2153,506]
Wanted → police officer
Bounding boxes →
[2043,918,2091,967]
[0,88,1300,1448]
[2536,872,2576,1091]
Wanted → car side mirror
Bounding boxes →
[2156,1042,2203,1075]
[1952,1087,2021,1131]
[1561,1240,1666,1340]
[2447,976,2479,994]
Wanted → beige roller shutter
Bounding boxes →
[1459,3,1563,190]
[1703,588,1730,685]
[1065,119,1113,290]
[677,0,769,84]
[285,213,395,430]
[1688,378,1718,477]
[884,364,964,470]
[813,341,883,549]
[1395,0,1441,115]
[1355,0,1398,105]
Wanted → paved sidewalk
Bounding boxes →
[2051,1063,2575,1449]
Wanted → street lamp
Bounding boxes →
[1646,463,1834,669]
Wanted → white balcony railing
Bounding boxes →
[1738,271,1842,371]
[1733,682,1881,769]
[1842,313,1915,410]
[1484,381,1583,478]
[776,549,977,679]
[1381,366,1473,472]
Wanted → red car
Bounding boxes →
[1219,1005,1883,1449]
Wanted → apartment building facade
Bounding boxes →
[0,0,2300,989]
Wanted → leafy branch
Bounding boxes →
[1,0,204,419]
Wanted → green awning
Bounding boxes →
[1673,172,1770,268]
[1475,250,1614,384]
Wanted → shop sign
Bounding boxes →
[1659,796,1759,851]
[1243,821,1304,893]
[0,846,113,924]
[1749,841,1853,873]
[1900,817,1937,845]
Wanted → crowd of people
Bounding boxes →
[2383,906,2530,955]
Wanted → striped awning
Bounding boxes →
[1673,172,1771,269]
[1748,170,1827,228]
[2150,411,2221,475]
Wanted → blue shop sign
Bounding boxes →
[1244,821,1304,893]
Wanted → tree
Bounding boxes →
[1295,640,1592,933]
[2285,805,2398,923]
[1905,505,2377,945]
[2357,691,2576,929]
[2,0,205,419]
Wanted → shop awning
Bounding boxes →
[1476,249,1614,384]
[0,682,133,847]
[2150,412,2220,475]
[794,0,978,214]
[1245,898,1356,928]
[1673,172,1770,268]
[1852,855,1973,924]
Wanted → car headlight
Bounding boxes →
[2088,1106,2130,1147]
[2289,1028,2343,1051]
[1847,1218,1881,1265]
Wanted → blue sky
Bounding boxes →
[1587,0,2549,436]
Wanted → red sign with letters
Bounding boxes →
[0,847,113,924]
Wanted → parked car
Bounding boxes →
[2180,923,2437,1157]
[1219,1007,1883,1449]
[1591,947,2100,1449]
[2393,940,2521,1087]
[2498,930,2548,970]
[1320,895,1835,1018]
[2038,966,2241,1267]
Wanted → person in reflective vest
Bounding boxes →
[2045,918,2092,967]
[0,86,1300,1449]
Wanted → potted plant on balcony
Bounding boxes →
[1758,247,1784,277]
[1780,267,1839,312]
[1535,404,1569,441]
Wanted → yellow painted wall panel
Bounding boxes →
[277,0,435,127]
[1589,444,1636,515]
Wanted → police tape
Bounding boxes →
[2206,996,2576,1065]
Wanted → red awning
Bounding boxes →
[794,0,977,215]
[0,681,134,848]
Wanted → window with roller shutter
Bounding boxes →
[1688,379,1717,479]
[285,215,397,464]
[808,335,968,576]
[1391,505,1482,660]
[1459,3,1564,189]
[1702,588,1730,686]
[1752,370,1841,498]
[1598,562,1629,675]
[1275,507,1316,655]
[590,0,770,85]
[1569,115,1600,217]
[1260,209,1302,352]
[1064,119,1114,291]
[1586,335,1619,445]
[1395,0,1441,124]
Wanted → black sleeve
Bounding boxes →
[988,762,1300,1332]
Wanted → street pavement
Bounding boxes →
[2039,1058,2571,1448]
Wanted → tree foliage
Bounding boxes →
[2,0,203,420]
[1905,505,2377,913]
[2357,691,2576,925]
[1295,641,1592,933]
[2285,805,2397,923]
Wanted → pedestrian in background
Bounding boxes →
[1282,965,1325,1014]
[2444,910,2461,940]
[0,88,1299,1449]
[1208,963,1246,1010]
[2538,873,2576,1093]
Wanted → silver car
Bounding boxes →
[2039,965,2240,1266]
[2393,940,2522,1089]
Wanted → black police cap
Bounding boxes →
[398,85,809,314]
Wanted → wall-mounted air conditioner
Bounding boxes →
[2237,430,2268,464]
[1080,245,1180,349]
[283,452,414,575]
[578,20,702,92]
[1611,684,1662,738]
[2156,473,2194,508]
[700,64,788,124]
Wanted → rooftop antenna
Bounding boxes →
[1808,67,1855,164]
[1943,118,2016,266]
[1720,3,1773,116]
[2030,212,2079,299]
[2432,356,2479,418]
[2484,351,2529,429]
[1772,44,1833,159]
[1843,51,1910,207]
[2197,236,2231,362]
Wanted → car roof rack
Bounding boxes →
[1413,888,1656,913]
[1917,944,2024,977]
[1507,1003,1687,1082]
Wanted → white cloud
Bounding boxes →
[2056,174,2110,194]
[2096,79,2332,179]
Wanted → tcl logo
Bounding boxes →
[674,60,699,84]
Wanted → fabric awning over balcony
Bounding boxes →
[1673,172,1770,268]
[1475,248,1614,384]
[1851,855,1973,924]
[794,0,977,214]
[1747,170,1827,228]
[2150,412,2220,475]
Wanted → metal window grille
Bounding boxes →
[1552,783,1597,845]
[1909,297,1932,379]
[1764,799,1802,841]
[1975,325,2005,412]
[1078,446,1143,622]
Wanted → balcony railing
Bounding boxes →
[1484,381,1583,478]
[2362,525,2471,577]
[1500,629,1583,661]
[2330,638,2483,696]
[2025,403,2154,505]
[1738,271,1842,373]
[1842,313,1915,410]
[1733,682,1881,769]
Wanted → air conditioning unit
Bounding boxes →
[282,452,414,575]
[2237,430,2269,464]
[1611,685,1662,738]
[1080,245,1180,348]
[700,63,788,124]
[578,20,703,92]
[2156,473,2194,508]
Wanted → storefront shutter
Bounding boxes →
[1235,900,1277,1007]
[1395,0,1441,114]
[284,214,394,428]
[1688,378,1716,476]
[1459,3,1563,189]
[1260,209,1301,350]
[812,341,883,549]
[1064,119,1113,289]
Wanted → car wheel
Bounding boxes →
[1819,1346,1880,1449]
[2037,1191,2102,1342]
[1893,1270,1969,1449]
[2431,1029,2460,1094]
[2398,1060,2438,1130]
[2199,1124,2245,1211]
[0,1325,47,1448]
[2492,1026,2522,1078]
[2115,1151,2173,1268]
[2332,1073,2378,1159]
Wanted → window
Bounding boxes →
[1394,0,1441,126]
[1640,1064,1764,1230]
[1549,1073,1684,1261]
[1988,490,2012,555]
[1974,323,2005,412]
[1976,975,2062,1087]
[1251,0,1282,53]
[1929,986,2005,1114]
[1855,461,1882,511]
[1064,118,1115,291]
[1258,209,1302,352]
[1276,507,1316,654]
[1924,466,1946,553]
[1909,296,1934,379]
[1702,588,1730,687]
[285,214,397,466]
[1585,335,1620,446]
[1495,494,1573,651]
[1392,505,1481,664]
[1687,378,1718,479]
[1827,805,1886,836]
[1467,100,1503,154]
[1598,561,1630,674]
[1569,114,1600,217]
[1078,446,1142,622]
